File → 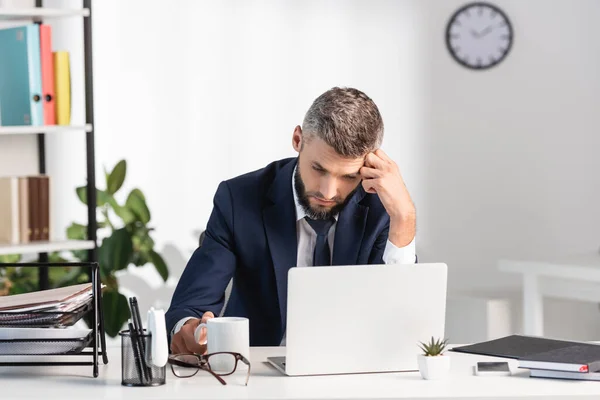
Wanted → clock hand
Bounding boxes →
[478,25,493,37]
[470,29,479,38]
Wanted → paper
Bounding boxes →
[0,283,100,328]
[0,283,92,311]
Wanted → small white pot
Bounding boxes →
[417,354,451,380]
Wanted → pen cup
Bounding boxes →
[120,329,166,387]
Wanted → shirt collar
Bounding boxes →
[292,165,338,222]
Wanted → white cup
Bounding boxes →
[194,317,249,372]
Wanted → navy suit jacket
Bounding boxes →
[166,157,396,346]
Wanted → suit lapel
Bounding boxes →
[332,187,368,266]
[263,159,298,331]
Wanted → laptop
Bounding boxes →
[267,263,447,376]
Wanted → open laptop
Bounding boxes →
[267,263,447,376]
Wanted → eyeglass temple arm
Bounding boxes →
[200,364,227,385]
[239,354,251,386]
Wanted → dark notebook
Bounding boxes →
[519,345,600,373]
[450,335,599,360]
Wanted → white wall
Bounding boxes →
[44,0,425,314]
[13,0,600,340]
[418,0,600,340]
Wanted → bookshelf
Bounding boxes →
[0,1,97,290]
[0,239,95,256]
[0,123,92,135]
[0,7,89,20]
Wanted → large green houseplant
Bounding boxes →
[0,160,169,337]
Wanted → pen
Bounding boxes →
[129,297,152,381]
[128,320,146,384]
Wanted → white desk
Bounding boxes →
[1,346,600,399]
[498,252,600,336]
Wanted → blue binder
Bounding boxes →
[0,24,43,126]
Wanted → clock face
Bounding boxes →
[446,2,513,70]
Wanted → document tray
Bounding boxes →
[0,330,93,355]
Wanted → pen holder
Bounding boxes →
[120,329,166,387]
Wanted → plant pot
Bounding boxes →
[417,354,451,380]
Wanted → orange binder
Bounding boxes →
[39,24,55,125]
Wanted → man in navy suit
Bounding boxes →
[167,87,417,354]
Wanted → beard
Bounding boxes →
[293,164,358,220]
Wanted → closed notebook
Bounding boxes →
[0,24,43,126]
[530,369,600,381]
[53,51,71,125]
[519,345,600,373]
[450,335,588,359]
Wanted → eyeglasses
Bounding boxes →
[168,352,251,385]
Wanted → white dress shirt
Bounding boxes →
[172,167,417,339]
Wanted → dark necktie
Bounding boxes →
[305,217,335,266]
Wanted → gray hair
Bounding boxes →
[301,87,384,157]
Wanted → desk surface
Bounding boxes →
[1,346,600,399]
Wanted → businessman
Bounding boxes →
[167,87,417,354]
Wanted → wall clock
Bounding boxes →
[446,2,513,70]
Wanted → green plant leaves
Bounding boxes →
[101,289,131,337]
[148,250,169,282]
[107,160,127,195]
[76,186,110,207]
[66,223,87,240]
[126,189,151,224]
[419,337,449,356]
[21,158,171,338]
[1,266,37,294]
[50,266,87,288]
[108,198,136,225]
[0,254,22,264]
[98,228,133,277]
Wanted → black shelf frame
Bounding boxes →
[0,262,108,378]
[34,0,98,290]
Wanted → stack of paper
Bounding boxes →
[0,283,98,355]
[0,283,94,327]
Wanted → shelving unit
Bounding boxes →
[0,5,106,377]
[0,240,95,256]
[0,7,89,20]
[0,1,98,290]
[0,124,92,135]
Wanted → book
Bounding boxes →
[18,176,30,244]
[519,345,600,373]
[27,175,40,241]
[39,24,56,125]
[530,369,600,381]
[53,51,71,125]
[450,335,589,359]
[0,175,51,244]
[0,177,20,244]
[39,175,50,241]
[0,24,43,126]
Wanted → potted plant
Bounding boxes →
[0,160,169,337]
[417,336,451,380]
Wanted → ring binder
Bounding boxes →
[0,262,108,377]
